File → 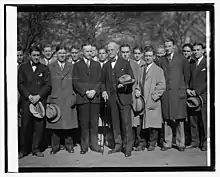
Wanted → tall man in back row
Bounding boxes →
[101,42,134,157]
[157,38,190,151]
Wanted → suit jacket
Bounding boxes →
[40,57,56,66]
[101,56,134,106]
[157,52,190,120]
[189,56,207,103]
[72,59,102,104]
[18,61,51,105]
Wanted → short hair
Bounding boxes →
[29,46,41,54]
[193,43,205,49]
[133,46,143,53]
[143,45,155,55]
[164,38,175,45]
[120,44,131,51]
[17,46,24,52]
[157,45,165,50]
[98,47,107,53]
[182,43,193,51]
[43,44,52,50]
[70,45,80,51]
[81,43,92,50]
[56,44,67,52]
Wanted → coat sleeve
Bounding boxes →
[182,57,190,89]
[18,65,30,100]
[151,68,166,101]
[38,66,52,99]
[72,63,90,96]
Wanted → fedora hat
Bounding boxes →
[118,74,135,85]
[186,95,203,112]
[29,101,45,119]
[46,104,61,123]
[133,95,145,115]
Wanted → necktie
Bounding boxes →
[60,63,64,71]
[86,60,90,68]
[168,55,172,63]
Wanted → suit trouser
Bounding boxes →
[109,94,133,152]
[20,101,45,153]
[163,119,185,148]
[189,104,207,147]
[148,128,160,147]
[51,129,74,151]
[78,103,100,151]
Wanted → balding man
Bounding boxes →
[101,42,134,157]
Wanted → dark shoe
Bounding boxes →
[161,146,171,151]
[124,151,132,157]
[50,149,60,155]
[201,146,207,151]
[108,147,122,154]
[177,147,185,151]
[135,145,145,151]
[93,148,103,153]
[66,148,74,153]
[147,146,155,151]
[80,150,87,155]
[19,152,28,159]
[32,152,44,157]
[186,144,199,149]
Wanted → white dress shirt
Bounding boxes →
[111,55,118,69]
[146,62,153,73]
[57,60,65,70]
[84,58,90,67]
[30,61,37,72]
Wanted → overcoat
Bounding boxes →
[137,62,166,128]
[129,59,141,127]
[46,60,78,129]
[157,52,190,120]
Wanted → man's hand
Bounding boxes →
[28,95,34,104]
[102,91,108,102]
[118,84,124,88]
[186,89,196,96]
[135,89,141,98]
[32,95,41,104]
[89,90,96,99]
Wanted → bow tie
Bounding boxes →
[31,62,39,66]
[111,58,116,62]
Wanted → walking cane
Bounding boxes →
[102,100,107,155]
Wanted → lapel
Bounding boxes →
[62,61,71,78]
[195,57,206,76]
[28,61,41,75]
[106,60,112,82]
[114,56,123,74]
[144,63,154,80]
[169,52,178,67]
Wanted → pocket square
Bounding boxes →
[201,68,206,71]
[38,73,43,77]
[121,68,124,71]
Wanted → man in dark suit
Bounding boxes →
[72,43,102,154]
[101,42,134,157]
[186,43,207,151]
[18,46,51,159]
[157,38,190,151]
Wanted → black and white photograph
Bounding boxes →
[2,2,216,173]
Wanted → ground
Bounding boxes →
[19,145,207,167]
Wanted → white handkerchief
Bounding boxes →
[39,73,43,77]
[201,68,206,71]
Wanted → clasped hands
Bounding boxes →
[86,90,96,99]
[28,94,41,104]
[186,89,196,97]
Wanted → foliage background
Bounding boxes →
[17,11,206,53]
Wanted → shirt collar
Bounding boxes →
[57,60,65,67]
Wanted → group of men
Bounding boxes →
[17,38,207,159]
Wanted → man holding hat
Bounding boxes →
[186,43,207,151]
[101,42,134,157]
[46,44,78,154]
[18,46,51,159]
[135,46,166,151]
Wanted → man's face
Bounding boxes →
[165,41,174,55]
[43,47,53,59]
[144,51,155,65]
[182,46,192,59]
[57,49,66,62]
[30,51,41,64]
[71,48,79,62]
[193,45,204,59]
[98,49,107,62]
[156,48,165,58]
[107,43,119,59]
[91,46,97,57]
[83,45,92,60]
[17,50,24,64]
[120,46,131,60]
[134,49,142,61]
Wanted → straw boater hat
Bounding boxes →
[186,95,203,112]
[29,101,45,118]
[46,104,61,123]
[133,95,145,115]
[118,74,135,85]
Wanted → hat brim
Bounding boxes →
[121,79,135,85]
[46,104,56,119]
[47,104,61,123]
[29,102,45,119]
[186,96,203,112]
[133,95,145,115]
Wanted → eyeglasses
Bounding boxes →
[183,50,191,52]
